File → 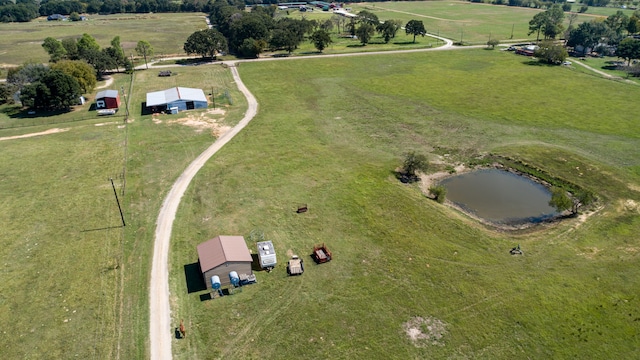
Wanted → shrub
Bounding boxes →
[429,185,447,203]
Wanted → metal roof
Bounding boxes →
[197,236,252,273]
[96,89,119,99]
[146,87,207,107]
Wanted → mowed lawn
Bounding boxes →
[168,49,640,359]
[0,12,208,66]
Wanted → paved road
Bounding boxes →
[148,63,257,360]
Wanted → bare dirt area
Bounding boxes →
[403,316,447,347]
[0,128,69,141]
[154,108,231,137]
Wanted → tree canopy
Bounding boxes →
[405,20,426,43]
[310,29,332,53]
[20,69,81,111]
[184,29,228,58]
[135,40,154,69]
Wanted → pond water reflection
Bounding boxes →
[439,169,558,225]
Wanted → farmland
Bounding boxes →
[168,50,640,358]
[1,1,639,359]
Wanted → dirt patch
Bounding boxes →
[418,163,468,192]
[163,109,230,137]
[403,316,447,347]
[0,128,69,141]
[577,247,602,259]
[620,199,640,213]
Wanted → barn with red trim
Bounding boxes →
[95,89,121,110]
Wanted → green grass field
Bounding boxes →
[0,64,246,358]
[348,1,610,44]
[0,12,209,66]
[167,49,640,359]
[1,3,640,358]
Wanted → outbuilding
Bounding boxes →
[146,87,208,113]
[95,89,121,110]
[197,235,253,288]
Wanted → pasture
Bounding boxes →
[168,49,640,358]
[0,12,209,66]
[0,64,245,359]
[0,3,639,358]
[348,1,606,44]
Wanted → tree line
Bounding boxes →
[0,33,154,110]
[520,4,640,70]
[0,0,242,22]
[196,2,427,58]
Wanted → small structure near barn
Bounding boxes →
[146,87,208,114]
[257,240,277,271]
[197,235,253,288]
[95,89,121,111]
[47,14,66,21]
[287,255,304,276]
[312,243,332,264]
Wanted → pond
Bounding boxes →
[438,169,558,226]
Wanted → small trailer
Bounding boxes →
[312,243,332,264]
[287,255,304,276]
[257,241,277,271]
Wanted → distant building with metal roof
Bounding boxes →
[146,87,208,113]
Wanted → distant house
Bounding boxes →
[197,235,253,288]
[95,89,121,110]
[47,14,66,21]
[146,87,208,113]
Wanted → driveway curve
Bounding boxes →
[149,63,257,360]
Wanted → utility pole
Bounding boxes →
[110,178,126,227]
[511,24,514,39]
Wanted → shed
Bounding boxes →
[47,14,66,21]
[197,235,253,288]
[95,89,121,110]
[146,87,208,113]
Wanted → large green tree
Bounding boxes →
[51,60,96,94]
[184,29,228,58]
[405,20,426,43]
[269,28,299,54]
[356,23,375,45]
[566,21,611,55]
[528,5,565,41]
[135,40,154,69]
[42,37,67,63]
[377,20,401,43]
[534,40,568,64]
[20,69,81,111]
[357,10,379,27]
[616,37,640,65]
[310,29,332,52]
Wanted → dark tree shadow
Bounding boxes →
[393,170,419,184]
[184,262,207,294]
[393,41,418,45]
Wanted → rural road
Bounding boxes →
[149,63,257,360]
